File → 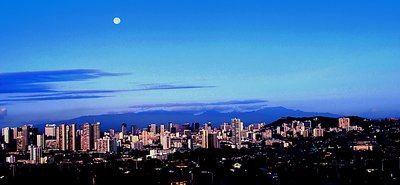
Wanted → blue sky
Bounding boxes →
[1,0,399,123]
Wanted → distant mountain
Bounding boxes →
[56,106,339,130]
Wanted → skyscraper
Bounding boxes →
[80,123,92,151]
[92,122,101,150]
[131,125,137,135]
[208,132,220,149]
[57,123,67,151]
[29,144,42,164]
[28,145,35,161]
[44,124,57,139]
[17,125,30,152]
[56,123,76,151]
[168,122,173,132]
[36,134,44,149]
[160,124,165,136]
[150,124,157,134]
[231,118,243,149]
[192,122,200,132]
[68,123,76,151]
[121,123,127,135]
[97,136,117,153]
[2,127,12,144]
[142,130,148,145]
[160,134,170,150]
[201,129,209,148]
[11,127,18,140]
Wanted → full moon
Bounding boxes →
[113,17,121,25]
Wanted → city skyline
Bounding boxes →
[1,0,400,124]
[1,115,399,185]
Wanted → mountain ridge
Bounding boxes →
[51,106,340,130]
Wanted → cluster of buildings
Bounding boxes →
[1,116,399,185]
[0,117,365,163]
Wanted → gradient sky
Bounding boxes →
[1,0,400,123]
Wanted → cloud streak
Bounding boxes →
[0,108,7,119]
[0,69,215,103]
[8,84,214,99]
[0,69,128,94]
[2,95,110,102]
[134,84,216,91]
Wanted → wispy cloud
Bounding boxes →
[7,90,125,99]
[0,108,7,119]
[135,84,215,91]
[8,84,215,99]
[0,70,215,103]
[0,69,128,94]
[130,99,268,112]
[2,95,109,102]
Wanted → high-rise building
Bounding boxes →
[57,123,67,150]
[29,127,38,146]
[208,132,220,149]
[97,136,117,153]
[44,124,57,139]
[36,134,44,149]
[56,123,76,151]
[17,125,30,152]
[231,118,243,149]
[29,144,42,164]
[192,122,200,132]
[28,145,35,161]
[12,127,18,140]
[68,123,76,151]
[338,118,350,129]
[80,123,92,151]
[142,130,148,145]
[131,125,137,135]
[168,122,173,132]
[150,124,157,134]
[160,134,170,150]
[2,127,12,144]
[201,130,209,148]
[160,124,165,136]
[92,122,101,150]
[75,129,81,150]
[121,123,127,135]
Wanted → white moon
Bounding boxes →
[113,17,121,25]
